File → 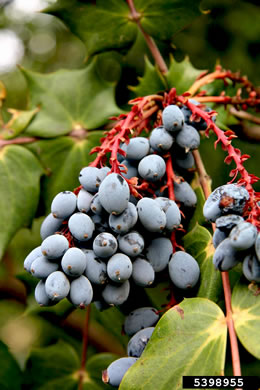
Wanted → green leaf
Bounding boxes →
[189,174,209,229]
[0,145,43,260]
[23,340,80,389]
[232,280,260,359]
[91,305,128,350]
[129,57,166,97]
[136,0,202,41]
[46,1,201,58]
[167,56,204,94]
[0,107,39,140]
[23,341,116,390]
[120,298,227,390]
[21,59,121,138]
[45,0,137,58]
[0,341,22,390]
[27,131,103,209]
[144,281,172,311]
[183,224,222,302]
[86,353,118,389]
[131,55,204,97]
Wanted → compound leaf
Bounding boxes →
[120,298,227,390]
[21,60,121,138]
[0,145,43,260]
[45,0,202,58]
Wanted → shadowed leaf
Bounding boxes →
[0,341,22,390]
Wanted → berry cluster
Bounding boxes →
[203,183,260,281]
[23,102,208,310]
[22,93,259,388]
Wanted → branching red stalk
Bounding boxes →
[188,66,259,97]
[78,305,91,390]
[194,95,260,109]
[176,95,260,229]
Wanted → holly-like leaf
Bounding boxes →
[131,56,204,97]
[232,280,260,359]
[129,57,166,97]
[0,145,43,260]
[136,0,202,41]
[0,107,40,140]
[45,1,202,58]
[167,55,204,94]
[45,0,137,58]
[0,341,22,390]
[27,131,103,209]
[183,224,222,302]
[21,59,121,138]
[120,298,227,390]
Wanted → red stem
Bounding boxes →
[194,95,260,108]
[221,272,242,377]
[78,305,91,390]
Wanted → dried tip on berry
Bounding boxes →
[102,370,109,384]
[42,250,47,256]
[52,213,58,218]
[79,303,86,310]
[84,234,88,239]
